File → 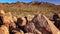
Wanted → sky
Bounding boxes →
[0,0,60,5]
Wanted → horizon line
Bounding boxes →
[0,1,60,5]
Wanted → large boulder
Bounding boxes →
[43,15,60,34]
[24,22,42,34]
[0,25,9,34]
[0,10,5,25]
[0,10,5,15]
[51,13,60,30]
[11,29,24,34]
[32,14,52,34]
[17,17,26,27]
[3,12,14,25]
[24,22,35,33]
[16,17,27,33]
[9,22,17,33]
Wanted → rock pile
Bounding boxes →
[0,10,60,34]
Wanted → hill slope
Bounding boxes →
[0,2,60,18]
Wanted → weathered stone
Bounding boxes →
[32,14,52,34]
[24,22,35,33]
[3,12,13,25]
[43,15,60,34]
[12,16,17,22]
[12,30,24,34]
[34,29,42,34]
[0,16,3,25]
[58,31,60,34]
[17,17,26,26]
[51,13,60,30]
[0,25,9,34]
[0,10,5,15]
[25,33,34,34]
[24,21,42,34]
[9,22,17,33]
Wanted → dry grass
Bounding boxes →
[0,2,60,18]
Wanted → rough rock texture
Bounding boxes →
[0,25,9,34]
[0,10,5,15]
[12,16,17,22]
[25,33,34,34]
[24,21,42,34]
[32,14,52,34]
[0,10,60,34]
[43,15,60,34]
[24,22,35,33]
[17,17,26,27]
[11,29,24,34]
[3,12,14,25]
[0,10,5,25]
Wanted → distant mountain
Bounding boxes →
[0,2,60,7]
[0,2,60,17]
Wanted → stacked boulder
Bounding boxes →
[0,10,60,34]
[0,10,24,34]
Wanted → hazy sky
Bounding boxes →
[0,0,60,5]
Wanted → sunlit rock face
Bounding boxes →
[32,14,52,34]
[0,25,9,34]
[0,10,60,34]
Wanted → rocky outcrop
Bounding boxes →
[43,15,60,34]
[0,10,60,34]
[32,14,52,34]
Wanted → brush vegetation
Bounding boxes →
[0,2,60,18]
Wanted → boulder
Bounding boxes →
[24,22,42,34]
[0,10,5,25]
[32,14,52,34]
[43,15,60,34]
[9,22,16,29]
[0,25,9,34]
[24,22,35,33]
[12,29,24,34]
[34,29,42,34]
[3,12,14,25]
[25,33,34,34]
[51,13,60,30]
[17,17,26,27]
[58,31,60,34]
[0,10,5,15]
[12,16,17,22]
[0,16,3,25]
[9,22,17,33]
